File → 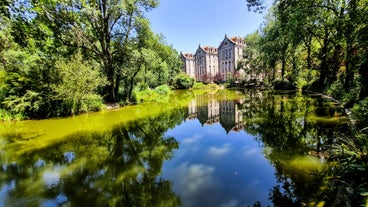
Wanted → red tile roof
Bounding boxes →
[201,46,218,54]
[182,53,194,59]
[229,36,245,46]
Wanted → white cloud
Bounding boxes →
[244,148,258,156]
[181,134,203,145]
[208,143,231,157]
[174,162,215,194]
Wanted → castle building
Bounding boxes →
[218,35,246,81]
[180,53,195,78]
[195,45,218,82]
[181,35,245,82]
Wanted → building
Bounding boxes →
[218,35,246,81]
[195,45,219,82]
[180,34,246,83]
[180,52,195,78]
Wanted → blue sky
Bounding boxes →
[147,0,270,53]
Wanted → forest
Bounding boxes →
[0,0,189,119]
[244,0,368,205]
[244,0,368,107]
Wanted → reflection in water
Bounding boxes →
[0,109,185,206]
[0,90,349,206]
[188,94,246,133]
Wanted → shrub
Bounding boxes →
[154,84,171,95]
[133,85,171,103]
[80,94,104,112]
[173,73,194,89]
[353,97,368,128]
[53,53,107,115]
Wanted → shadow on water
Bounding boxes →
[0,108,186,206]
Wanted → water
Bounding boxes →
[0,90,348,206]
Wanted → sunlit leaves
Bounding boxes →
[53,53,107,114]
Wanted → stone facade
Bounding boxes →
[194,45,218,82]
[181,35,245,82]
[180,52,195,78]
[218,35,245,81]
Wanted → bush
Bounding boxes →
[0,109,24,121]
[173,73,194,89]
[353,98,368,128]
[133,85,171,103]
[154,84,171,95]
[80,94,104,112]
[53,53,107,115]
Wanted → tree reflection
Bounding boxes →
[0,108,185,206]
[240,91,348,206]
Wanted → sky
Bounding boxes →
[147,0,270,53]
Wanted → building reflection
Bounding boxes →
[187,95,246,133]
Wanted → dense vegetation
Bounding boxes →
[0,0,182,119]
[245,0,368,205]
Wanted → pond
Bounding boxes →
[0,90,349,206]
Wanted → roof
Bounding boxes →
[200,45,218,54]
[181,52,195,59]
[228,36,245,46]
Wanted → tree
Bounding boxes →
[33,0,159,102]
[53,53,107,115]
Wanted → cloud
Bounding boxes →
[174,162,216,194]
[241,145,259,157]
[244,148,258,156]
[181,134,203,145]
[208,143,231,157]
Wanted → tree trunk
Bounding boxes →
[344,0,357,92]
[317,27,330,89]
[128,64,142,102]
[105,62,117,102]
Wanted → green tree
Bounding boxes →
[33,0,159,102]
[53,53,107,115]
[0,15,55,118]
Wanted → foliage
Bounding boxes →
[353,98,368,128]
[173,72,195,89]
[192,82,219,91]
[30,0,159,102]
[0,15,56,119]
[154,84,171,95]
[120,18,181,102]
[0,109,24,121]
[0,0,182,119]
[326,130,368,207]
[246,0,368,102]
[133,85,172,103]
[53,53,106,115]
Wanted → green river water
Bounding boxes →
[0,90,348,206]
